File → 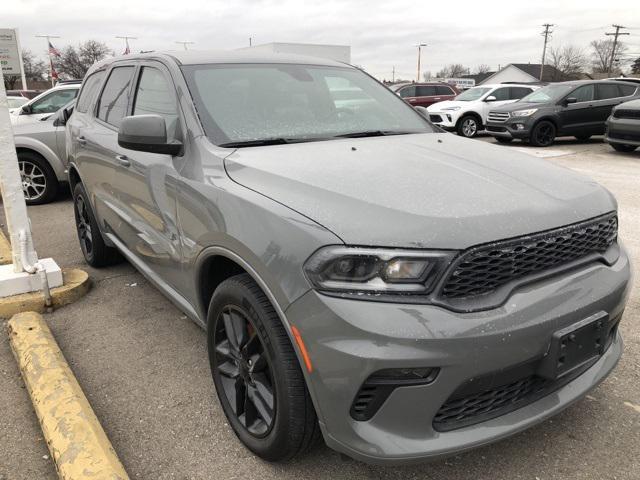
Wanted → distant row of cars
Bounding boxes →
[394,78,640,150]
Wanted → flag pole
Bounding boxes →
[35,34,60,87]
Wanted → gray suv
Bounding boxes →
[66,51,631,465]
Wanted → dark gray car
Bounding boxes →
[66,51,631,465]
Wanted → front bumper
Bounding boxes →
[486,117,535,139]
[605,116,640,146]
[427,111,460,130]
[285,247,631,465]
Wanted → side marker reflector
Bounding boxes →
[291,325,313,373]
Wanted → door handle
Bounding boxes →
[116,155,131,167]
[77,136,87,145]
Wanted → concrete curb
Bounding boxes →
[0,268,91,319]
[0,227,12,265]
[7,312,130,480]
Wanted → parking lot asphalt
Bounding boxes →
[1,136,638,480]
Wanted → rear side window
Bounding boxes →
[76,71,105,113]
[490,88,510,101]
[510,87,532,99]
[133,67,179,141]
[619,84,637,96]
[570,84,594,102]
[398,86,416,98]
[436,85,455,95]
[596,84,621,100]
[416,85,437,96]
[97,66,135,128]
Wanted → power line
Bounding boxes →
[539,23,554,80]
[605,24,630,74]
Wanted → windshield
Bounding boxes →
[520,84,574,103]
[181,64,434,146]
[455,87,492,101]
[8,97,28,108]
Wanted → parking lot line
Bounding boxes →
[7,311,130,480]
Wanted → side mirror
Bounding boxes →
[414,106,429,119]
[21,104,33,114]
[485,95,497,102]
[564,97,578,105]
[53,106,74,127]
[118,114,182,155]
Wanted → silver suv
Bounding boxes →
[66,51,630,465]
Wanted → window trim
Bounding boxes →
[94,62,137,131]
[398,85,416,98]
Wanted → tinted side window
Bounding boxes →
[570,84,594,102]
[490,88,510,101]
[416,85,437,96]
[436,85,455,95]
[133,67,179,140]
[510,87,532,99]
[398,86,416,98]
[596,84,621,100]
[30,89,78,114]
[97,66,135,128]
[619,84,637,96]
[76,71,105,113]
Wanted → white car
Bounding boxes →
[427,84,539,138]
[7,95,29,113]
[10,82,80,126]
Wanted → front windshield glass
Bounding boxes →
[520,84,574,103]
[455,87,491,101]
[181,64,434,146]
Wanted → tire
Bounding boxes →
[610,143,638,152]
[17,151,59,205]
[207,274,320,461]
[457,115,480,138]
[72,183,123,267]
[575,135,591,141]
[530,120,556,147]
[495,137,513,144]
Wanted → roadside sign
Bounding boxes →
[445,78,475,90]
[0,28,26,89]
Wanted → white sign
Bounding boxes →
[0,28,22,76]
[445,78,475,90]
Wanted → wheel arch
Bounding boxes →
[457,111,484,128]
[14,141,65,181]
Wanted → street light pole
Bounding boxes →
[175,41,195,51]
[35,34,60,87]
[416,43,427,82]
[115,36,137,55]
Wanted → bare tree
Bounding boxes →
[475,64,491,74]
[590,39,627,74]
[632,57,640,75]
[422,70,433,81]
[56,40,113,79]
[548,45,586,80]
[2,49,47,89]
[437,63,467,78]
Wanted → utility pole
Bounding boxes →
[539,23,554,81]
[115,36,137,55]
[415,43,427,82]
[392,66,395,83]
[249,37,252,47]
[605,25,629,74]
[35,34,60,87]
[175,41,195,51]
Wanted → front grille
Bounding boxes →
[487,126,507,133]
[613,108,640,119]
[609,131,640,142]
[440,213,617,300]
[429,114,443,123]
[488,111,510,122]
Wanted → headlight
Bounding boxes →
[304,246,455,295]
[441,106,461,111]
[511,108,538,117]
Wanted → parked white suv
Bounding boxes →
[10,82,80,126]
[427,83,539,137]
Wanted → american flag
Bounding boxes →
[48,41,61,57]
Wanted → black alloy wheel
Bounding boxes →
[530,120,556,147]
[75,193,94,260]
[213,304,276,437]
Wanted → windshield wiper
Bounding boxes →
[218,138,291,148]
[334,130,415,138]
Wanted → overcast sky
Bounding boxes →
[5,0,640,80]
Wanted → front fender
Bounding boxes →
[14,137,66,181]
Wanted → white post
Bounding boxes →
[14,29,28,91]
[0,70,62,297]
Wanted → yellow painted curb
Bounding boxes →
[0,228,12,265]
[0,268,91,319]
[7,312,130,480]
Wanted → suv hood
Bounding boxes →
[492,101,544,112]
[427,100,473,111]
[224,133,615,249]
